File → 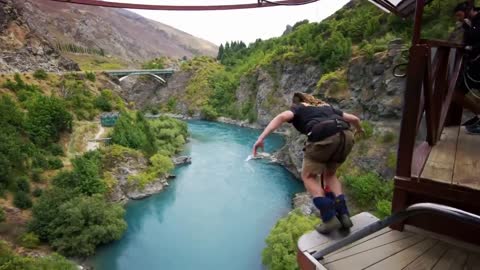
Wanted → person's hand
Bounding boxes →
[253,138,264,156]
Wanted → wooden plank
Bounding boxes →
[421,126,460,184]
[432,248,469,270]
[299,213,379,253]
[453,127,480,190]
[323,230,414,264]
[464,252,480,270]
[402,242,449,270]
[327,228,393,256]
[366,238,437,270]
[323,236,425,270]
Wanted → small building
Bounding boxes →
[100,112,119,127]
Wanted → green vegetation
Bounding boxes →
[0,208,5,223]
[18,232,40,249]
[33,69,48,80]
[55,42,105,56]
[64,53,128,70]
[0,240,76,269]
[13,191,33,209]
[85,71,96,82]
[142,57,166,69]
[262,210,318,270]
[343,172,393,217]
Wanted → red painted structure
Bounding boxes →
[48,0,319,11]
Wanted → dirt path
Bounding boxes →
[86,125,105,151]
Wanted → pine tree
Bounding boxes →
[217,44,224,60]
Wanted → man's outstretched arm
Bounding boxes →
[253,110,294,155]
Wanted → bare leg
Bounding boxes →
[301,170,324,197]
[324,168,342,195]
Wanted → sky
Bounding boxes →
[106,0,351,45]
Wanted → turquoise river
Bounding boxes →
[92,120,304,270]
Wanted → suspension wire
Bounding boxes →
[48,0,319,11]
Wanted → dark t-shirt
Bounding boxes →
[288,104,344,135]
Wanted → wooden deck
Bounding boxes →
[298,213,480,270]
[421,126,480,191]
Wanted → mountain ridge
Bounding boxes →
[15,0,218,64]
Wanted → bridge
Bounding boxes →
[105,69,175,84]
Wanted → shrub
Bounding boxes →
[262,210,318,270]
[48,144,65,156]
[53,151,105,195]
[33,69,48,80]
[25,95,72,146]
[85,71,96,82]
[31,168,43,183]
[47,157,64,170]
[381,131,396,143]
[32,188,43,197]
[18,232,40,249]
[343,172,393,210]
[200,105,218,121]
[0,208,5,222]
[361,121,374,139]
[48,195,126,256]
[94,93,112,112]
[375,199,392,219]
[13,191,33,209]
[15,177,30,193]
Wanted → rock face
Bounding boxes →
[0,0,79,72]
[15,0,217,62]
[172,156,192,166]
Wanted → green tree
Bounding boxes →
[49,195,126,256]
[13,191,32,209]
[25,95,72,147]
[262,210,318,270]
[217,44,225,60]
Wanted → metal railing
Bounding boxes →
[312,203,480,260]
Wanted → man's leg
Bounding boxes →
[302,168,341,234]
[324,168,353,229]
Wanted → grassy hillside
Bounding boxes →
[0,71,187,264]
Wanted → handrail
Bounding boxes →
[311,203,480,260]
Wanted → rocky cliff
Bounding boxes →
[15,0,218,63]
[0,0,79,72]
[116,39,405,180]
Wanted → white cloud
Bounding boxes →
[106,0,350,45]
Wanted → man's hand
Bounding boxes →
[253,139,264,156]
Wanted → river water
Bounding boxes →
[92,120,304,270]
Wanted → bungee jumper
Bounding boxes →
[253,92,364,234]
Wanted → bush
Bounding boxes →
[48,144,65,156]
[375,199,392,219]
[15,177,30,193]
[32,188,43,197]
[85,71,96,82]
[200,105,218,121]
[25,95,72,147]
[381,131,395,143]
[262,210,318,270]
[49,195,126,256]
[343,172,393,210]
[0,208,5,222]
[47,157,64,170]
[33,69,48,80]
[94,93,112,112]
[0,241,76,269]
[31,168,43,183]
[53,151,105,195]
[361,121,374,139]
[18,232,40,249]
[13,191,33,209]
